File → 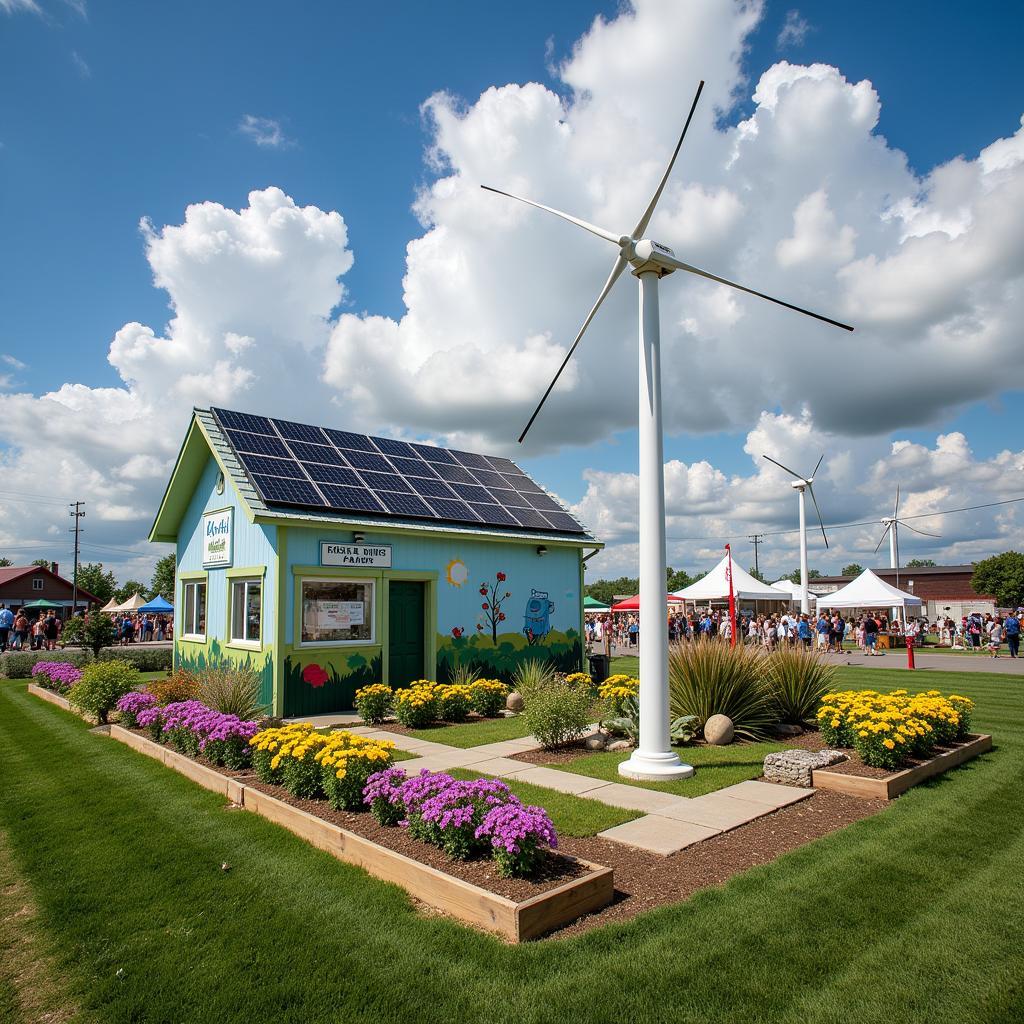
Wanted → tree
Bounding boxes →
[785,568,821,583]
[666,566,691,591]
[0,557,12,567]
[842,563,864,576]
[115,580,148,604]
[150,553,176,600]
[747,566,766,583]
[906,558,936,568]
[476,571,510,644]
[61,610,118,657]
[74,563,117,604]
[971,552,1024,609]
[585,576,639,607]
[31,558,52,568]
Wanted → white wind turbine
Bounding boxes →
[874,484,941,623]
[761,454,830,616]
[482,81,853,781]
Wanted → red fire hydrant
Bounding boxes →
[905,634,916,670]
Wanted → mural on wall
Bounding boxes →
[445,558,469,587]
[282,650,382,717]
[174,638,274,711]
[476,571,510,644]
[523,589,554,645]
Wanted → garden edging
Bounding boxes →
[104,723,613,941]
[26,683,73,712]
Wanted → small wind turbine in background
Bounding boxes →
[874,484,941,623]
[762,454,830,615]
[482,81,853,782]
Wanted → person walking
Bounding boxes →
[0,604,12,652]
[1004,610,1020,659]
[987,616,1004,658]
[13,609,28,651]
[863,613,880,656]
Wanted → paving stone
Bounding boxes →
[655,794,770,831]
[391,756,456,775]
[394,739,458,755]
[716,780,814,808]
[463,740,539,758]
[460,756,536,777]
[577,782,685,813]
[507,766,610,795]
[598,814,721,856]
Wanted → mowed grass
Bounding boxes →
[445,768,640,837]
[394,713,533,748]
[1,668,1023,1024]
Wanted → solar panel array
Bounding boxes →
[211,408,587,535]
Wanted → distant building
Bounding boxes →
[811,564,995,620]
[0,563,101,616]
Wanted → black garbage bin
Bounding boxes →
[588,653,610,684]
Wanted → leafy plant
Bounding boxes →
[604,694,639,741]
[68,661,141,724]
[61,612,117,658]
[668,640,776,741]
[762,646,836,724]
[670,715,699,745]
[0,650,90,679]
[147,669,200,706]
[522,676,594,749]
[198,665,265,720]
[448,662,481,688]
[354,683,394,725]
[468,678,508,717]
[511,658,556,698]
[96,647,173,671]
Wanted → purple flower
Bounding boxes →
[363,766,409,807]
[31,661,82,691]
[475,803,558,854]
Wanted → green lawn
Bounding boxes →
[1,667,1021,1023]
[393,714,533,748]
[446,768,640,836]
[550,739,791,797]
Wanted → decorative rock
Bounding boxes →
[704,714,735,746]
[585,732,608,751]
[772,723,804,738]
[763,748,848,788]
[506,691,524,713]
[606,739,633,752]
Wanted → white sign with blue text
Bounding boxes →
[202,508,234,568]
[320,542,392,568]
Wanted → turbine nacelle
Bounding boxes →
[629,239,678,277]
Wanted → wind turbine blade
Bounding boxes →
[631,80,705,239]
[894,483,900,520]
[873,525,890,554]
[518,253,629,444]
[807,483,829,548]
[810,453,824,480]
[480,186,622,246]
[659,254,855,331]
[762,454,804,480]
[900,522,941,539]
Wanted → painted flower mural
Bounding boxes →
[303,663,329,689]
[477,571,511,645]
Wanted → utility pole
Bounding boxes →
[748,533,763,579]
[69,502,85,616]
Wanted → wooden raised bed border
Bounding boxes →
[27,683,73,712]
[811,733,992,800]
[103,723,613,942]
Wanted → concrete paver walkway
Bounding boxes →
[287,713,811,856]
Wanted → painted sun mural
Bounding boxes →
[445,558,469,587]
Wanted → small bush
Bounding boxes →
[115,690,158,727]
[318,738,396,811]
[30,661,82,692]
[61,612,117,657]
[393,681,438,728]
[522,677,594,749]
[354,683,394,725]
[97,647,173,672]
[668,640,776,741]
[762,646,836,724]
[198,665,264,720]
[468,679,508,717]
[147,669,200,705]
[0,649,90,679]
[68,661,141,724]
[436,684,472,723]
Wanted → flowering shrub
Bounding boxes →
[598,675,639,717]
[565,672,594,689]
[948,694,974,740]
[115,690,158,728]
[30,661,82,693]
[435,683,473,723]
[817,688,971,770]
[363,766,408,825]
[146,669,200,706]
[417,777,517,859]
[354,683,393,724]
[393,681,439,728]
[68,661,141,724]
[249,723,315,785]
[476,802,558,878]
[315,732,396,810]
[468,678,508,717]
[139,700,261,768]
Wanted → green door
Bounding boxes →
[388,581,425,687]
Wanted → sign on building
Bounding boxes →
[320,542,392,568]
[202,508,234,568]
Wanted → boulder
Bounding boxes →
[585,732,608,751]
[606,739,633,752]
[762,748,848,787]
[506,691,524,713]
[704,714,735,746]
[772,723,804,738]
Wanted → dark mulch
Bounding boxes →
[512,738,593,765]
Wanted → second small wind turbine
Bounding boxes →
[874,484,940,623]
[482,81,852,781]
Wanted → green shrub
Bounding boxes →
[61,612,117,658]
[668,640,776,741]
[0,649,90,679]
[198,665,265,720]
[437,684,472,722]
[354,683,394,725]
[522,676,594,749]
[68,661,141,724]
[96,647,173,671]
[762,646,836,724]
[447,663,481,688]
[468,678,508,717]
[146,669,199,705]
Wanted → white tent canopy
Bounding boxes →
[108,593,148,614]
[770,579,819,603]
[673,555,785,603]
[818,568,922,610]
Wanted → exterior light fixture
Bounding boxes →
[353,532,365,544]
[536,545,548,557]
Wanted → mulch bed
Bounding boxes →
[511,739,594,765]
[370,713,508,737]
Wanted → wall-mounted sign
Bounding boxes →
[202,508,233,568]
[320,541,392,568]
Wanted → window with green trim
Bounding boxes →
[182,580,207,640]
[230,578,262,645]
[300,577,374,646]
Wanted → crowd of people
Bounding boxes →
[0,604,173,652]
[585,606,1022,659]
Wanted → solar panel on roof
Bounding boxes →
[468,503,520,527]
[406,477,456,499]
[303,464,363,487]
[226,430,291,458]
[317,484,384,514]
[508,475,545,494]
[286,440,348,466]
[342,450,392,473]
[251,475,327,508]
[411,443,457,464]
[541,511,584,533]
[272,418,329,445]
[237,452,309,480]
[508,507,553,531]
[431,462,478,484]
[469,469,507,490]
[375,491,435,518]
[487,487,525,506]
[451,450,492,471]
[373,437,417,458]
[524,491,564,512]
[447,482,495,504]
[358,471,412,493]
[485,455,519,473]
[423,497,481,522]
[214,408,274,434]
[387,455,435,478]
[323,428,378,452]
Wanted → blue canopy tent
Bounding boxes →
[138,595,174,614]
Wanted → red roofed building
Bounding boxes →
[0,564,101,617]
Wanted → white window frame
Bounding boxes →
[32,577,44,591]
[181,579,207,642]
[229,577,262,649]
[299,576,375,648]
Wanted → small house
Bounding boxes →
[150,408,601,717]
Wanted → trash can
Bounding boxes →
[588,653,610,684]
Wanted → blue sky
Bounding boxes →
[1,0,1022,580]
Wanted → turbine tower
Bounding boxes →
[762,455,830,614]
[482,81,853,781]
[874,485,940,623]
